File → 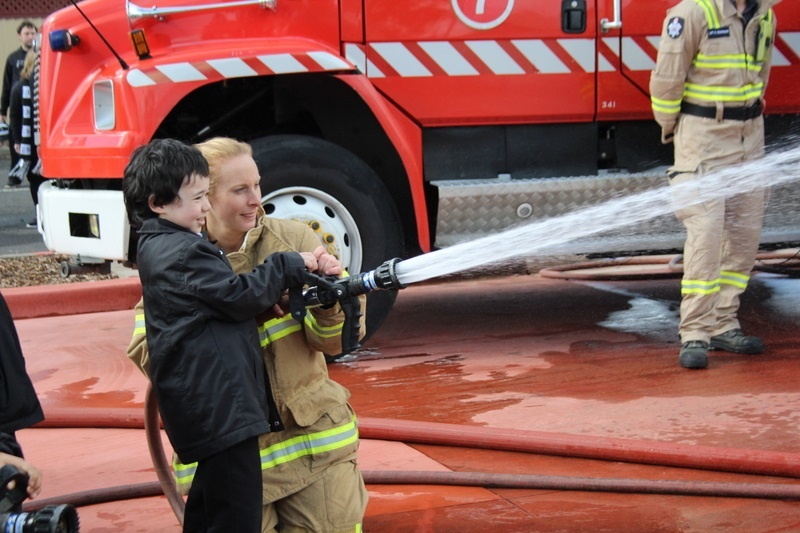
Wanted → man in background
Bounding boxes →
[1,20,37,187]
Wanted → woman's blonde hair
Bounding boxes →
[21,49,36,80]
[193,137,253,195]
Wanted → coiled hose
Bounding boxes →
[26,385,800,522]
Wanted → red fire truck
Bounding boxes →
[35,0,800,328]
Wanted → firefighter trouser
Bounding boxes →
[174,405,367,533]
[670,114,767,343]
[262,458,368,533]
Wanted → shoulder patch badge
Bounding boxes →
[667,17,685,39]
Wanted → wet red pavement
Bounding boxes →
[7,270,800,532]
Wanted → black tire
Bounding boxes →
[250,135,405,357]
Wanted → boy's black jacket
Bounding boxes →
[0,292,45,453]
[137,218,307,463]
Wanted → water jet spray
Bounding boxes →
[294,143,800,354]
[397,144,800,285]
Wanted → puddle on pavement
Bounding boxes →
[468,392,800,447]
[760,275,800,319]
[586,281,680,342]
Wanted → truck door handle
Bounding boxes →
[562,0,587,33]
[600,0,622,32]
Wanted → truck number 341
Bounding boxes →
[601,101,617,109]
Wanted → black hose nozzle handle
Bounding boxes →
[294,258,406,356]
[0,465,29,512]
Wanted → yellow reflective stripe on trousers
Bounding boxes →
[133,313,145,336]
[681,278,721,295]
[684,81,764,103]
[720,270,749,289]
[260,416,359,469]
[172,416,360,487]
[651,96,682,115]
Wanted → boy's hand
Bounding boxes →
[312,246,342,276]
[0,454,42,499]
[24,462,42,499]
[256,293,288,323]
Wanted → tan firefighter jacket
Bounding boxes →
[128,215,366,502]
[650,0,778,142]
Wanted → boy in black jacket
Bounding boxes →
[123,139,318,532]
[0,292,44,504]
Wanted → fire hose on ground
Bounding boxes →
[539,248,800,280]
[23,255,800,520]
[25,389,800,522]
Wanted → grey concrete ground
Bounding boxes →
[0,154,47,256]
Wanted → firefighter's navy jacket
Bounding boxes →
[136,217,307,464]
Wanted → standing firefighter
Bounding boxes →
[650,0,778,369]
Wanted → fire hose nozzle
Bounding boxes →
[296,258,405,356]
[301,258,405,308]
[348,257,406,295]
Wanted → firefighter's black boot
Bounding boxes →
[710,329,764,354]
[679,340,709,369]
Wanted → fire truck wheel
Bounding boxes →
[251,134,405,357]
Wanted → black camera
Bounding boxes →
[0,464,79,532]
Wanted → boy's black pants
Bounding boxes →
[182,436,262,533]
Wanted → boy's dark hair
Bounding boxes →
[17,21,36,34]
[122,138,209,227]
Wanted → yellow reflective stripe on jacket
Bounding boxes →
[720,270,749,289]
[694,0,721,29]
[173,460,197,488]
[136,310,341,343]
[651,95,682,115]
[693,53,760,72]
[681,278,721,295]
[133,313,145,336]
[685,0,767,99]
[172,416,360,486]
[304,313,344,339]
[260,415,359,469]
[259,312,344,347]
[258,315,302,347]
[683,81,764,103]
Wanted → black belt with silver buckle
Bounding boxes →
[681,101,762,121]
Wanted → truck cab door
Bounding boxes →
[357,0,598,127]
[595,0,674,121]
